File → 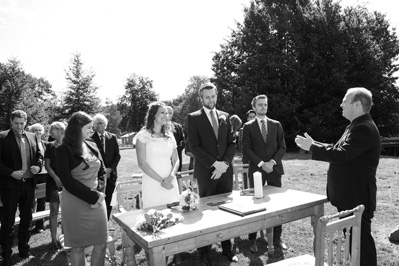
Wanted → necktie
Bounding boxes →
[261,120,267,143]
[210,110,219,139]
[100,134,105,151]
[19,135,27,171]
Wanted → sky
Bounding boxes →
[0,0,398,103]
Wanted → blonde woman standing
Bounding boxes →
[44,122,66,250]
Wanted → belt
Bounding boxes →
[17,177,32,182]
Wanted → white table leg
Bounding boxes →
[311,204,325,253]
[124,246,137,266]
[148,247,167,266]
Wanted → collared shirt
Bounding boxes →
[255,116,268,133]
[13,130,33,178]
[203,107,219,127]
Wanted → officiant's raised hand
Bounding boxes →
[295,133,314,151]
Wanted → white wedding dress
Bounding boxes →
[134,130,180,209]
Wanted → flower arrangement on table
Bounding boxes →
[135,209,183,237]
[179,180,200,211]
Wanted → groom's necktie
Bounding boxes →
[210,110,219,140]
[18,134,28,171]
[261,120,268,143]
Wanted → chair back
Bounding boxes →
[176,169,198,194]
[315,205,364,266]
[114,180,142,212]
[233,157,249,190]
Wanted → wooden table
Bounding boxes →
[112,186,328,266]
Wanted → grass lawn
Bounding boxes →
[7,148,399,265]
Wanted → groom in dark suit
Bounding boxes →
[295,87,380,266]
[242,94,287,253]
[187,82,238,265]
[91,113,121,220]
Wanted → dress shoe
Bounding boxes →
[19,251,35,259]
[33,228,44,234]
[389,226,399,245]
[50,241,63,250]
[274,240,288,250]
[222,249,238,262]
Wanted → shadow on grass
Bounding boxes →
[9,242,68,266]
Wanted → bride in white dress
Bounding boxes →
[134,101,180,209]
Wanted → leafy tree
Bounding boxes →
[117,73,158,133]
[0,59,57,130]
[212,0,399,147]
[0,59,30,129]
[101,99,122,137]
[61,53,101,118]
[19,78,58,134]
[176,76,208,124]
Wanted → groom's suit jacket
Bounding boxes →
[311,113,380,213]
[242,117,286,179]
[187,108,236,193]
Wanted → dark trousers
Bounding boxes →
[34,174,47,229]
[177,147,183,172]
[248,173,282,241]
[197,174,233,253]
[0,181,35,259]
[188,158,195,170]
[105,181,116,220]
[337,207,377,266]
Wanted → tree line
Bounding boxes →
[1,0,398,149]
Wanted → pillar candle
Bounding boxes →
[254,171,263,198]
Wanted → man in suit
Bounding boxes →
[295,87,380,266]
[27,123,47,233]
[242,94,287,253]
[187,82,238,265]
[166,106,185,171]
[0,110,43,265]
[91,113,121,220]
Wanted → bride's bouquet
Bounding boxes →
[135,209,183,237]
[179,180,200,211]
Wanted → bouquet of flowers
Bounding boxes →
[135,209,183,237]
[179,180,200,211]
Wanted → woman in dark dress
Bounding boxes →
[56,112,108,266]
[44,122,66,250]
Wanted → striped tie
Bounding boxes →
[18,135,28,171]
[210,110,218,140]
[100,134,105,152]
[261,120,267,143]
